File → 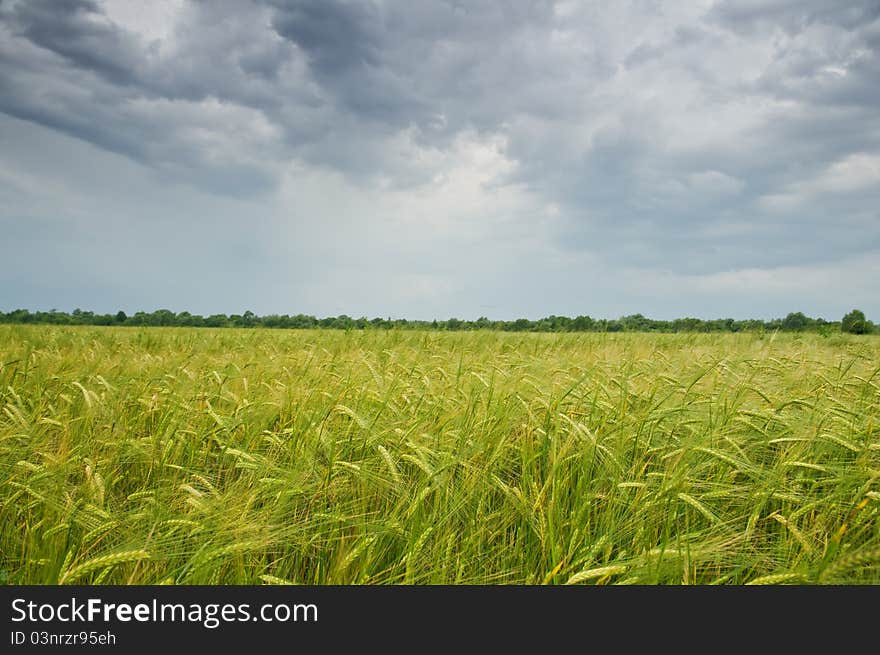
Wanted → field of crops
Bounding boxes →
[1,325,878,584]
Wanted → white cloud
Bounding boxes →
[687,170,745,195]
[815,153,880,192]
[758,152,880,211]
[99,0,184,46]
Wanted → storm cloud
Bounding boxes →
[1,0,878,320]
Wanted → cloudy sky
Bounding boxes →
[1,0,878,321]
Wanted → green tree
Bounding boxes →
[841,309,869,334]
[781,312,809,331]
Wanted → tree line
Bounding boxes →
[0,308,874,334]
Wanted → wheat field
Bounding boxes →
[1,325,878,584]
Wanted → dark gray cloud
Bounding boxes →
[0,0,878,319]
[0,0,293,194]
[270,0,382,77]
[8,0,145,86]
[709,0,880,34]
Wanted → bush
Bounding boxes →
[841,309,869,334]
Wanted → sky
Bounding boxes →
[1,0,878,321]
